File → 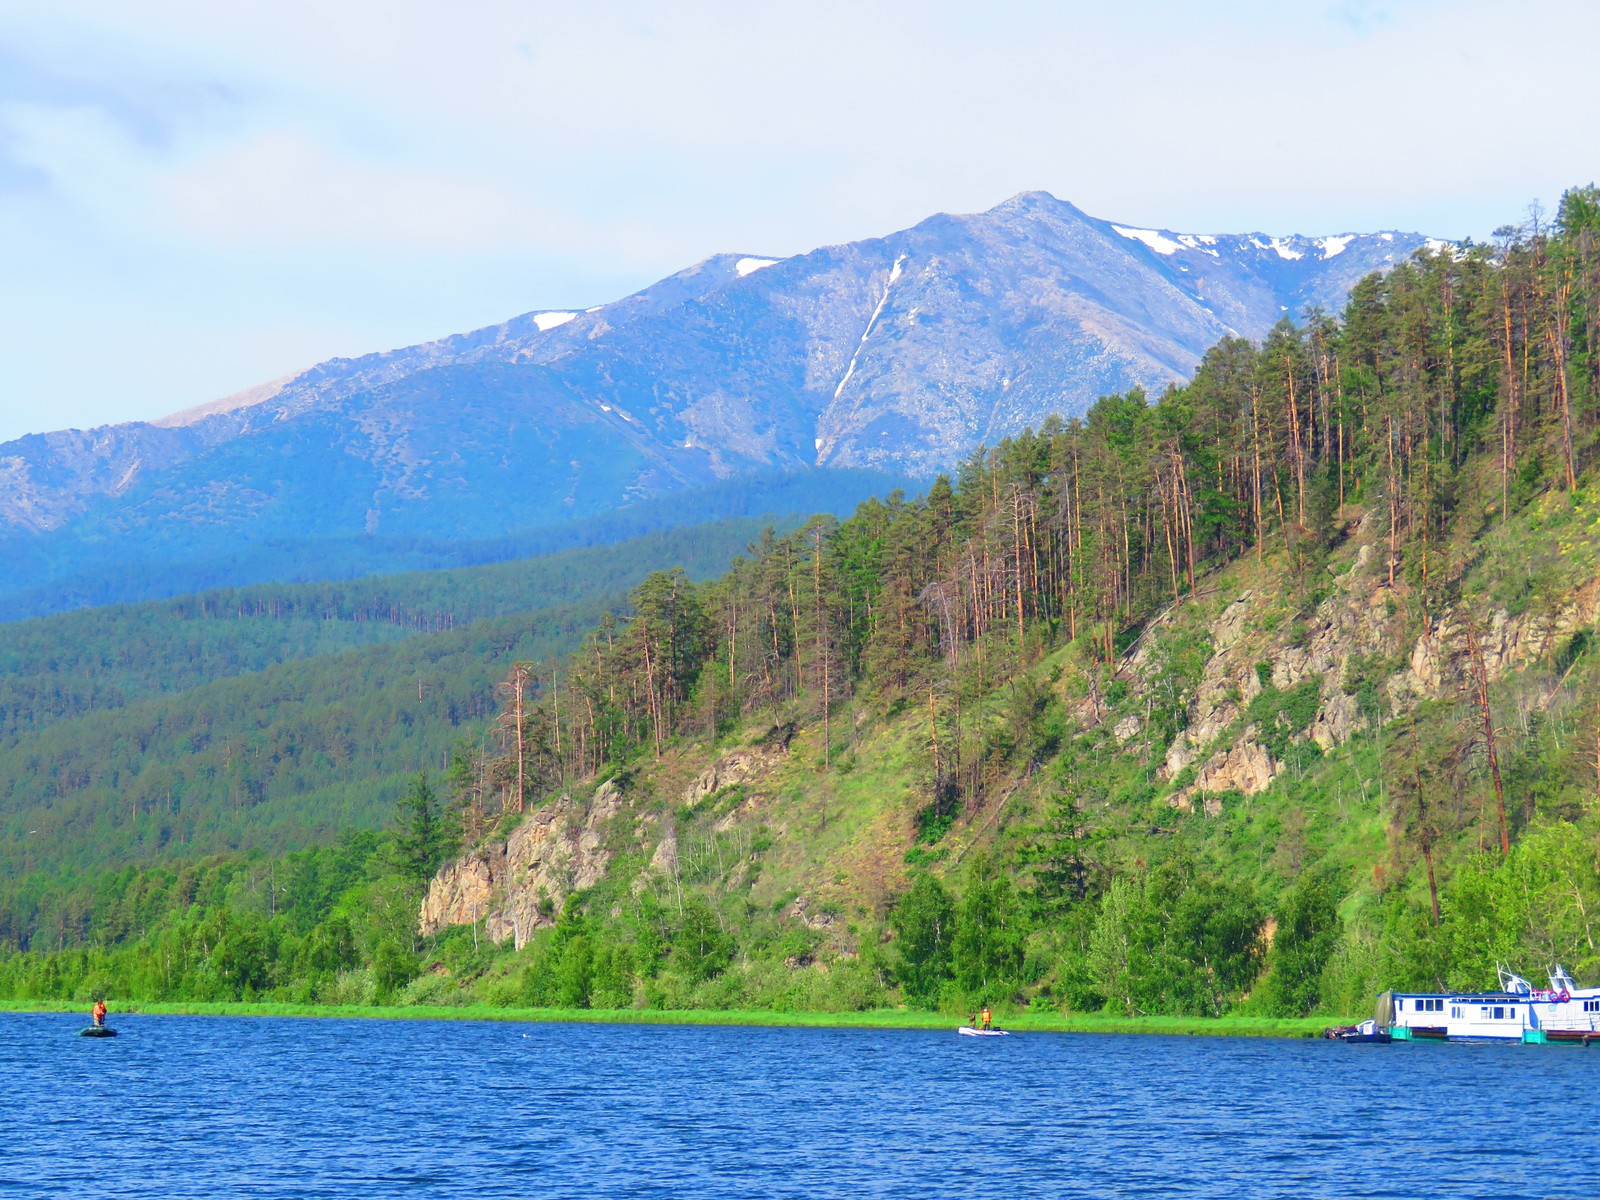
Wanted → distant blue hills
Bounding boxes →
[0,192,1437,619]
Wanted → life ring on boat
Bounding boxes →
[1558,989,1571,1003]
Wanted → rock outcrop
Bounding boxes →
[421,743,792,943]
[1149,506,1600,820]
[1389,582,1600,708]
[1171,732,1279,816]
[420,779,625,946]
[1195,736,1279,795]
[681,746,783,808]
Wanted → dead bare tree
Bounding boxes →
[1463,621,1510,856]
[495,661,534,813]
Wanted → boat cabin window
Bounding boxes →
[1585,1000,1599,1013]
[1493,1007,1505,1020]
[1451,1007,1461,1019]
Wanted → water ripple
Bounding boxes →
[4,1014,1599,1198]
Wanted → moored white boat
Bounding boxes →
[1382,966,1600,1043]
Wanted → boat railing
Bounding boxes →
[1538,1014,1600,1033]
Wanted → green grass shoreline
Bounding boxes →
[2,999,1332,1038]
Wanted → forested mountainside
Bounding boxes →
[5,190,1597,1023]
[0,465,902,621]
[0,516,787,940]
[0,193,1428,619]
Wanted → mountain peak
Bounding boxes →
[987,189,1069,213]
[0,195,1442,617]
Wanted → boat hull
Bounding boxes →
[1323,1024,1391,1044]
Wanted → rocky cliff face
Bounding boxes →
[422,743,790,944]
[421,779,629,946]
[1122,513,1600,817]
[0,193,1436,618]
[419,780,630,947]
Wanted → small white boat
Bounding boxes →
[958,1026,1009,1037]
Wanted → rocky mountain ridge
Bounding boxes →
[0,193,1436,618]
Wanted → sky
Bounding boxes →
[1,0,1597,443]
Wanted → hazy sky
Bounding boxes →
[2,0,1596,442]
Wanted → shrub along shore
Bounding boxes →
[4,999,1331,1038]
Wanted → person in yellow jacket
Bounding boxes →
[979,1005,992,1031]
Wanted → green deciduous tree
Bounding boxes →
[888,872,955,1005]
[951,856,1026,1001]
[1262,871,1342,1016]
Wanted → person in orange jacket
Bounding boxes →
[979,1005,992,1031]
[91,999,107,1027]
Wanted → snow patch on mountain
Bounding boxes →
[534,312,578,332]
[735,257,783,277]
[1318,235,1356,259]
[1113,225,1185,256]
[1250,237,1304,261]
[830,255,907,405]
[1176,235,1220,257]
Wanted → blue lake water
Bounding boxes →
[4,1012,1598,1198]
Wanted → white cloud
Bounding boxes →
[153,132,560,253]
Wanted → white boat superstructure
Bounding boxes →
[1381,966,1600,1043]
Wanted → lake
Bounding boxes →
[4,1012,1597,1198]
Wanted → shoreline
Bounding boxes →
[1,999,1331,1038]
